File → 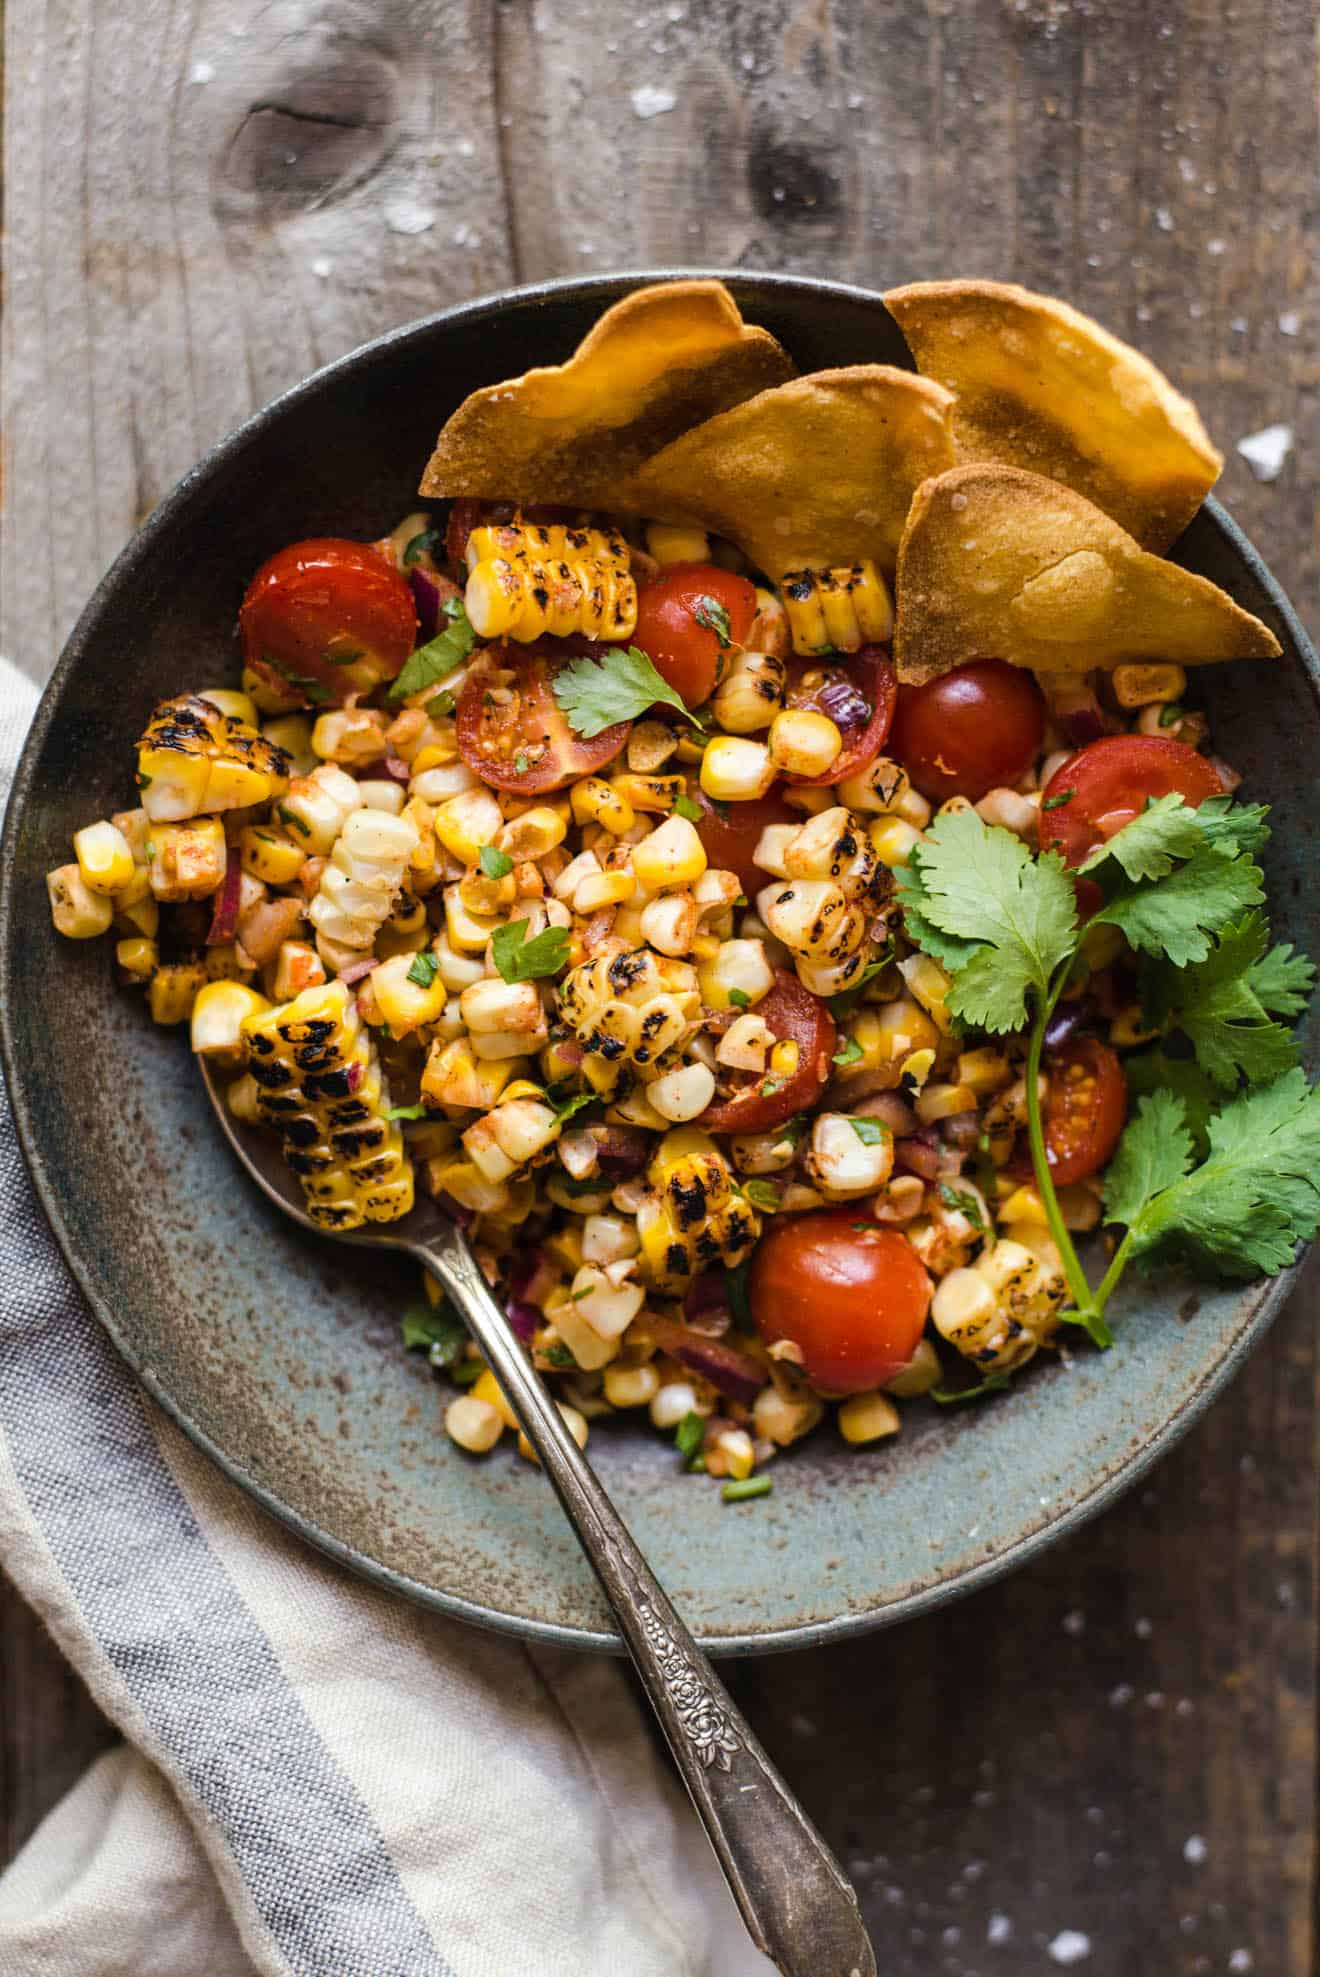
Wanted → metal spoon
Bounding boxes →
[199,1060,875,1977]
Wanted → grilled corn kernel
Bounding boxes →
[277,764,363,856]
[647,1061,716,1124]
[47,863,115,938]
[869,816,924,868]
[1112,662,1187,709]
[632,816,707,893]
[445,1395,504,1454]
[768,709,842,780]
[976,787,1038,841]
[571,777,635,835]
[713,650,787,734]
[806,1112,894,1198]
[241,979,414,1229]
[73,820,136,896]
[699,737,776,803]
[261,714,316,775]
[369,952,448,1034]
[357,779,407,815]
[271,940,326,1002]
[421,1037,521,1112]
[309,808,418,962]
[240,825,306,888]
[517,1403,589,1464]
[697,938,774,1012]
[609,772,684,815]
[115,936,159,979]
[434,789,504,868]
[197,687,260,727]
[190,981,271,1065]
[497,806,568,862]
[836,756,911,815]
[645,521,710,565]
[137,694,291,821]
[464,517,637,643]
[627,721,680,773]
[148,962,207,1026]
[574,868,638,913]
[603,1361,661,1409]
[310,707,388,767]
[639,891,699,958]
[769,1039,799,1077]
[243,666,299,715]
[838,1392,901,1445]
[759,879,859,960]
[780,561,895,655]
[957,1047,1012,1096]
[148,819,228,902]
[898,953,954,1035]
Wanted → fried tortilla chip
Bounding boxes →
[418,280,794,508]
[631,366,955,579]
[884,280,1222,551]
[893,465,1280,685]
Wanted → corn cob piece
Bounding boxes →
[137,695,292,822]
[556,948,700,1081]
[307,807,419,967]
[636,1127,761,1283]
[240,980,414,1229]
[464,516,638,643]
[929,1230,1067,1374]
[779,561,894,656]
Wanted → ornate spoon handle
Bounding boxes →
[419,1225,876,1977]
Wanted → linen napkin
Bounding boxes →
[0,655,773,1977]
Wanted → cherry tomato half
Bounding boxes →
[633,563,757,710]
[890,659,1045,802]
[456,641,630,793]
[690,783,798,898]
[1044,1036,1128,1185]
[782,644,897,787]
[749,1213,932,1393]
[701,971,835,1136]
[1038,735,1223,868]
[240,539,418,707]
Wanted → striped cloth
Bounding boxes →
[0,658,771,1977]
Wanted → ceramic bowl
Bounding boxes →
[3,272,1316,1654]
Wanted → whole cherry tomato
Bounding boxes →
[455,641,630,793]
[1038,734,1223,868]
[1043,1036,1128,1184]
[690,783,798,898]
[240,539,418,707]
[701,971,835,1136]
[781,645,897,786]
[890,659,1045,801]
[632,563,757,709]
[749,1212,932,1393]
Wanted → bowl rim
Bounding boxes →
[4,267,1318,1657]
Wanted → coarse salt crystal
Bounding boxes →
[386,200,436,236]
[1229,1952,1254,1973]
[1237,424,1294,483]
[631,85,677,118]
[987,1912,1013,1944]
[1279,310,1301,335]
[1183,1834,1207,1864]
[1048,1931,1092,1965]
[189,59,215,83]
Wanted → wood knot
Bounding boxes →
[748,135,841,224]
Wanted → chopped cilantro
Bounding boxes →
[693,595,733,646]
[1041,787,1074,811]
[675,1410,706,1466]
[848,1116,890,1146]
[931,1373,1012,1406]
[937,1181,986,1232]
[400,1301,467,1368]
[1159,701,1185,727]
[386,597,477,703]
[552,1091,597,1125]
[722,1476,773,1502]
[406,950,440,990]
[402,527,441,566]
[543,1342,575,1368]
[674,792,703,823]
[492,918,571,983]
[382,1102,430,1121]
[833,1037,864,1068]
[727,987,751,1010]
[742,1178,781,1210]
[427,689,456,718]
[278,804,311,837]
[450,1358,484,1385]
[478,844,514,880]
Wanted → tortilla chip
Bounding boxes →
[884,280,1222,551]
[631,367,955,579]
[893,465,1280,685]
[418,280,794,509]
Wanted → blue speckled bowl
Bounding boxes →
[3,273,1316,1655]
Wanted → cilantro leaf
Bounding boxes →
[675,1410,706,1465]
[1119,1071,1320,1277]
[1194,795,1272,858]
[896,810,1076,1031]
[552,645,694,737]
[491,919,571,983]
[478,844,514,880]
[402,527,441,567]
[1246,938,1316,1019]
[728,987,751,1010]
[1142,914,1310,1089]
[848,1116,889,1145]
[937,1181,987,1232]
[400,1301,467,1367]
[833,1037,864,1068]
[1103,1089,1196,1229]
[693,596,733,646]
[674,792,703,822]
[931,1372,1012,1405]
[741,1178,782,1210]
[552,1091,597,1125]
[1124,1048,1217,1156]
[1079,793,1205,882]
[1092,846,1264,968]
[407,950,440,989]
[387,597,477,703]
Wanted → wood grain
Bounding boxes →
[4,0,1320,1968]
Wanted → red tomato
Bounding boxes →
[444,498,487,568]
[1044,1036,1128,1185]
[782,645,897,786]
[240,539,417,707]
[701,972,835,1136]
[632,563,757,709]
[890,659,1045,801]
[1039,735,1223,868]
[455,642,630,793]
[690,783,798,898]
[749,1213,932,1393]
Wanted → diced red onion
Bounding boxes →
[205,851,243,946]
[381,754,412,785]
[654,1321,764,1406]
[438,1194,474,1231]
[338,956,378,985]
[941,1111,982,1150]
[894,1127,941,1181]
[409,568,441,639]
[346,1061,363,1093]
[508,1248,556,1308]
[815,676,871,731]
[555,1038,585,1068]
[590,1124,650,1177]
[506,1300,539,1345]
[684,1273,732,1330]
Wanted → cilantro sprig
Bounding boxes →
[551,645,700,737]
[898,796,1317,1341]
[387,597,477,704]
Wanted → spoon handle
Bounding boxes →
[418,1225,876,1977]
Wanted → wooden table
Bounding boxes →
[4,2,1318,1968]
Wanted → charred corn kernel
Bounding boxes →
[73,820,135,896]
[205,942,257,985]
[780,561,894,655]
[241,979,413,1229]
[609,772,684,815]
[137,694,291,821]
[717,1013,774,1072]
[463,1096,561,1183]
[627,721,680,773]
[546,1298,620,1371]
[261,714,316,775]
[646,521,709,565]
[148,962,207,1026]
[498,805,567,861]
[632,816,707,893]
[148,819,227,902]
[759,879,860,960]
[46,863,114,939]
[603,1361,661,1408]
[566,1263,645,1341]
[368,952,447,1034]
[806,1112,894,1198]
[639,891,699,958]
[1110,1006,1162,1048]
[932,1236,1066,1374]
[997,1182,1049,1227]
[783,806,882,901]
[443,886,502,956]
[768,708,842,780]
[445,1395,504,1454]
[464,517,637,643]
[243,665,299,715]
[883,1338,943,1396]
[898,953,954,1034]
[277,764,363,856]
[1112,662,1187,708]
[226,1072,262,1124]
[190,981,270,1066]
[638,1128,760,1282]
[240,825,305,887]
[434,789,504,867]
[422,1037,521,1112]
[869,815,924,868]
[112,892,158,940]
[754,1381,824,1446]
[197,688,260,727]
[466,1369,517,1430]
[557,950,699,1070]
[836,756,911,815]
[460,978,545,1037]
[309,808,418,962]
[647,1061,716,1124]
[957,1047,1012,1096]
[112,939,158,988]
[838,1391,901,1445]
[915,1080,977,1125]
[706,1427,756,1482]
[650,1380,705,1430]
[901,1046,936,1089]
[571,777,635,835]
[976,787,1038,841]
[411,759,479,805]
[713,650,787,733]
[574,868,637,913]
[388,897,428,938]
[769,1038,799,1078]
[872,996,941,1064]
[272,941,326,1002]
[517,1402,589,1465]
[699,736,775,803]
